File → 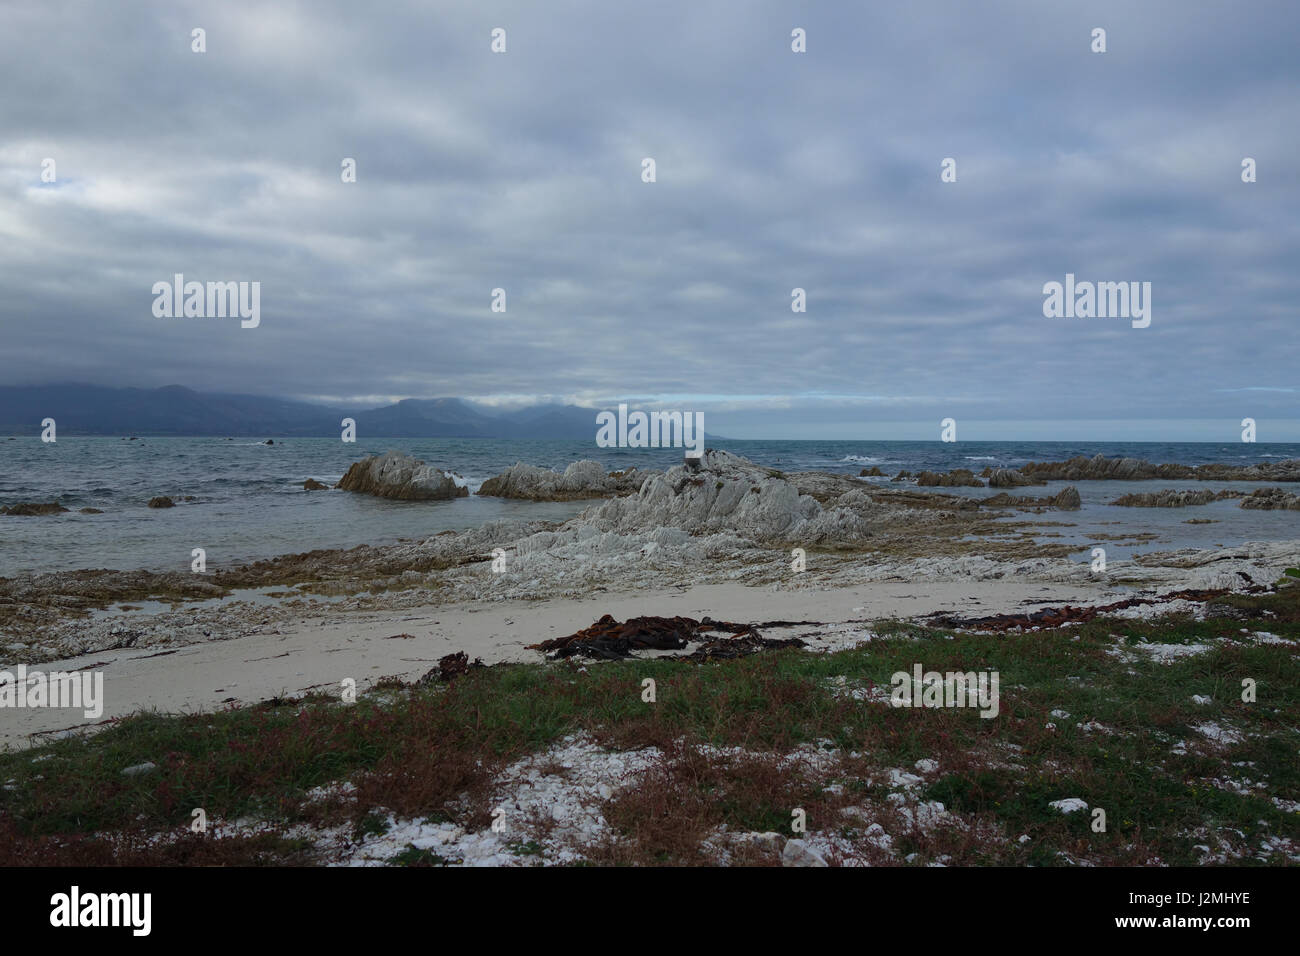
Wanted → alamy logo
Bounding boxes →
[50,886,151,936]
[596,403,704,458]
[1042,273,1150,328]
[0,665,103,719]
[890,665,999,718]
[152,274,261,328]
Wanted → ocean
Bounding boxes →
[2,437,1299,576]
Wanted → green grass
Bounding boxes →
[390,844,450,867]
[1,585,1296,865]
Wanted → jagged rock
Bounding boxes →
[1239,487,1300,511]
[987,468,1045,488]
[859,466,884,477]
[1110,489,1243,508]
[574,450,870,545]
[302,478,328,491]
[336,450,468,500]
[0,502,69,516]
[917,469,983,487]
[1052,487,1081,510]
[147,497,175,509]
[476,460,650,501]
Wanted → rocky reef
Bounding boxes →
[1019,454,1300,483]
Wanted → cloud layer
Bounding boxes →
[1,0,1296,439]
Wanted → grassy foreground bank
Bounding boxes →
[2,583,1297,866]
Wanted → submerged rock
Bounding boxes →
[0,502,69,516]
[147,496,175,509]
[477,460,650,501]
[980,486,1080,511]
[336,450,468,500]
[302,478,328,491]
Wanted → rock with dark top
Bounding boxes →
[980,486,1081,511]
[1020,453,1300,483]
[1109,489,1243,508]
[147,496,175,508]
[1,502,69,516]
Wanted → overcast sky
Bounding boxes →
[1,0,1297,440]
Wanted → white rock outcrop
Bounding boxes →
[336,450,468,500]
[476,460,650,501]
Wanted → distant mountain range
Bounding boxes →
[0,385,725,439]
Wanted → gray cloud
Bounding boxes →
[1,0,1297,439]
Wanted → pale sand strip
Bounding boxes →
[1,579,1124,749]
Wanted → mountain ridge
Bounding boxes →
[0,385,727,439]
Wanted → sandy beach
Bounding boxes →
[4,577,1136,747]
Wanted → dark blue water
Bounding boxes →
[1,438,1298,575]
